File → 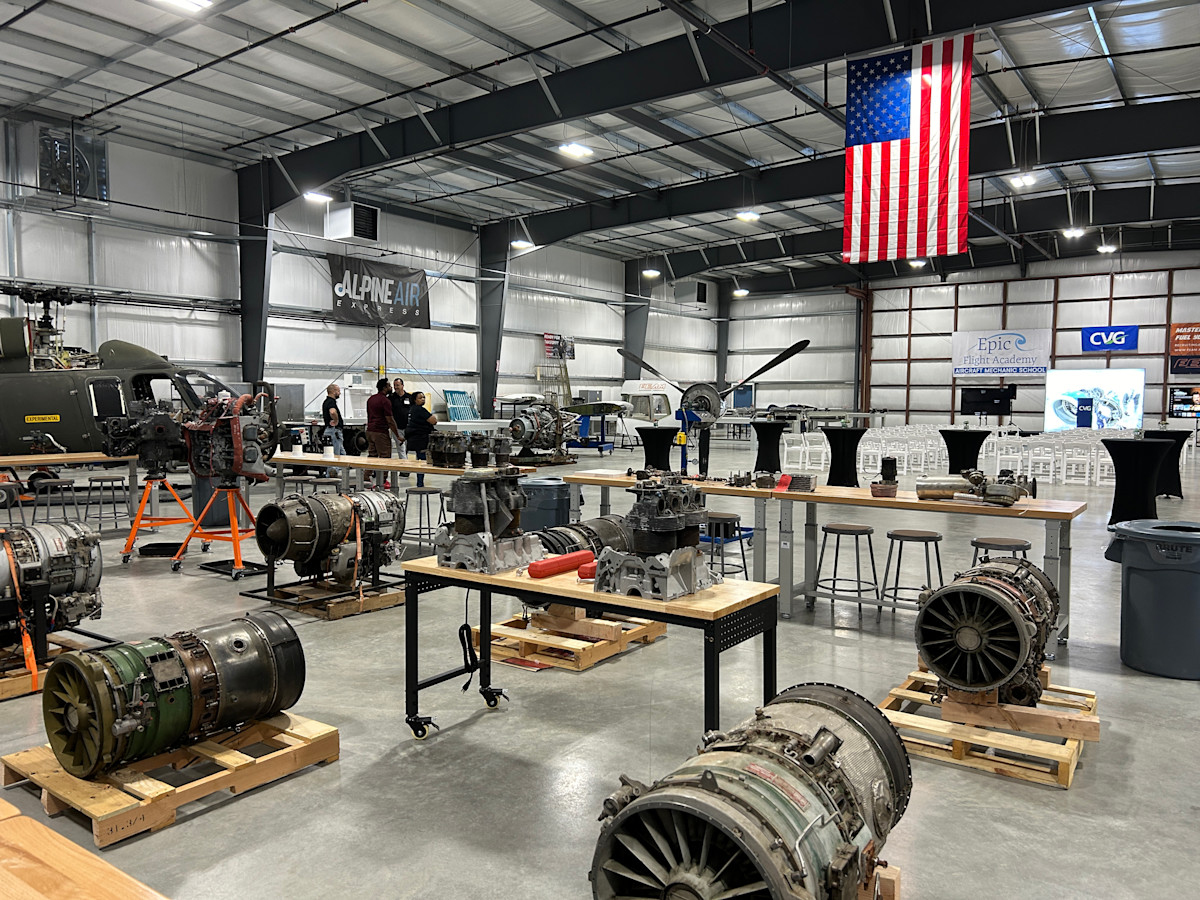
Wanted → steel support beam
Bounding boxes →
[479,224,508,418]
[715,282,732,392]
[623,261,650,381]
[237,161,274,383]
[245,1,1092,209]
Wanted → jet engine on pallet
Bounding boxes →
[592,683,912,900]
[915,557,1060,706]
[42,611,304,779]
[593,476,720,601]
[0,522,102,652]
[255,490,405,585]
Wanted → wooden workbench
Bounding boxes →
[400,555,779,736]
[0,453,140,519]
[564,470,1087,642]
[271,451,535,498]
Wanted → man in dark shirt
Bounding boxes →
[365,379,402,489]
[390,377,412,458]
[321,383,344,477]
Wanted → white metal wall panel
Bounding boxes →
[1058,275,1110,300]
[505,290,621,339]
[1007,279,1054,303]
[1114,271,1169,297]
[509,245,623,297]
[872,336,908,360]
[911,285,955,308]
[647,309,716,351]
[1056,299,1109,328]
[1006,304,1053,329]
[16,214,89,282]
[910,334,951,358]
[910,360,952,384]
[957,282,1003,306]
[645,347,715,382]
[872,310,909,336]
[957,305,1002,330]
[871,289,908,311]
[735,293,857,317]
[1112,297,1167,325]
[95,226,238,298]
[910,307,954,334]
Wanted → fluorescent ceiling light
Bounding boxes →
[158,0,211,11]
[1061,227,1086,239]
[510,239,534,250]
[735,210,760,222]
[1097,243,1117,254]
[304,191,332,202]
[1008,173,1037,188]
[732,288,750,297]
[558,142,593,158]
[907,259,927,269]
[642,268,661,278]
[192,230,213,236]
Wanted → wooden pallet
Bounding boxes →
[0,637,90,703]
[265,580,405,620]
[879,667,1099,789]
[858,865,901,900]
[1,712,339,848]
[472,604,667,672]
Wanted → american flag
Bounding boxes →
[842,35,974,264]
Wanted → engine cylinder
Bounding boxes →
[42,611,305,779]
[592,683,911,900]
[915,557,1059,705]
[0,522,102,647]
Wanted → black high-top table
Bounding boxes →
[820,426,868,488]
[1102,437,1172,525]
[752,420,789,473]
[636,426,679,471]
[939,428,992,474]
[1144,430,1191,498]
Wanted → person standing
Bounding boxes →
[321,383,345,477]
[390,377,413,466]
[366,378,402,489]
[405,391,437,487]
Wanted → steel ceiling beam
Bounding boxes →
[522,97,1200,247]
[248,0,1094,209]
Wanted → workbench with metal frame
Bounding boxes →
[399,555,779,738]
[563,471,1085,644]
[270,451,535,498]
[0,452,139,519]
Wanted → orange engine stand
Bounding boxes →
[121,477,197,563]
[171,486,257,578]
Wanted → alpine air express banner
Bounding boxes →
[951,329,1052,377]
[327,254,431,328]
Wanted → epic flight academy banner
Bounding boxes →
[327,254,431,328]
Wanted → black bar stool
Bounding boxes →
[970,536,1031,565]
[283,475,318,496]
[813,523,879,618]
[311,477,343,494]
[32,479,80,524]
[879,529,944,621]
[701,511,748,578]
[84,474,129,530]
[0,483,25,526]
[405,486,446,554]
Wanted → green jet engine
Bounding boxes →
[42,611,305,779]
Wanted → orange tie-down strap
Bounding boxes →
[0,531,37,690]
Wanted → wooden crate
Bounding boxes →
[265,580,405,620]
[471,607,667,672]
[0,636,90,703]
[879,667,1099,789]
[1,712,339,848]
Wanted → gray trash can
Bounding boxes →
[1104,519,1200,679]
[521,476,571,532]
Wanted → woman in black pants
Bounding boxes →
[405,392,438,486]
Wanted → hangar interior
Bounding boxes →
[0,1,1197,899]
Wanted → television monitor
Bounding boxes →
[1042,368,1145,432]
[1168,386,1200,419]
[960,386,1016,417]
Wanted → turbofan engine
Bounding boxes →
[915,557,1060,706]
[592,683,911,900]
[0,522,102,650]
[255,491,405,584]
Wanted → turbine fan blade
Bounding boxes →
[616,348,685,394]
[720,339,811,399]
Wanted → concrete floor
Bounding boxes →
[0,438,1197,899]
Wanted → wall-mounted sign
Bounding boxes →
[1169,323,1200,374]
[543,333,575,359]
[327,254,430,328]
[1082,325,1139,352]
[952,329,1052,377]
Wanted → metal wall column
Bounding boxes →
[623,260,649,380]
[237,161,274,384]
[478,223,508,417]
[715,281,732,391]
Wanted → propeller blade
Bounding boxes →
[616,348,685,393]
[720,339,810,398]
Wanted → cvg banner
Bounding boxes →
[1169,322,1200,374]
[1082,325,1139,352]
[951,329,1052,377]
[327,254,431,328]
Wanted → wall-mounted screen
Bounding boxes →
[1043,368,1145,432]
[1169,386,1200,419]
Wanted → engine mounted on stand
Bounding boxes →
[593,476,721,601]
[435,467,545,574]
[245,490,406,608]
[915,557,1060,706]
[184,387,279,487]
[509,403,579,466]
[0,522,103,662]
[592,683,912,900]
